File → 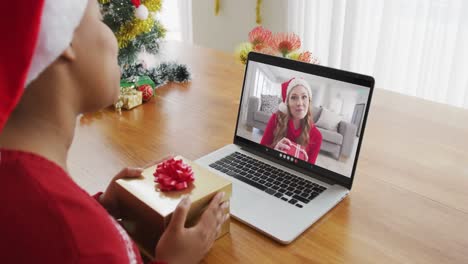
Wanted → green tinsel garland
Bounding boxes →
[122,62,191,88]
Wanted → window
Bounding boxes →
[254,69,278,98]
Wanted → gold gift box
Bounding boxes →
[116,156,232,259]
[115,88,143,110]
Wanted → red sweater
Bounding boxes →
[260,113,322,164]
[0,149,161,263]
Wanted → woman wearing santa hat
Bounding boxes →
[260,78,323,164]
[0,1,228,263]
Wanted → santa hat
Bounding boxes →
[278,78,312,114]
[0,0,87,132]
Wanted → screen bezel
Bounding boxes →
[233,52,374,190]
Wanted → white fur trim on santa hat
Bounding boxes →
[279,78,312,114]
[26,0,88,87]
[286,78,312,99]
[278,102,288,113]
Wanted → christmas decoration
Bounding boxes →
[122,62,191,88]
[98,0,191,88]
[114,76,155,112]
[135,5,149,20]
[215,0,220,16]
[235,43,253,65]
[249,26,272,51]
[256,0,263,24]
[270,32,301,57]
[215,0,262,25]
[114,87,143,112]
[98,0,165,65]
[121,75,156,89]
[235,26,319,64]
[153,158,195,192]
[138,84,154,102]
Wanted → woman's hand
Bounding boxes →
[99,156,172,218]
[155,192,229,264]
[274,137,292,152]
[98,167,143,218]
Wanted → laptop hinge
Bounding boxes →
[239,145,337,186]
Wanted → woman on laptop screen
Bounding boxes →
[260,78,322,164]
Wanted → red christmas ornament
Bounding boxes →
[153,158,195,192]
[138,84,153,102]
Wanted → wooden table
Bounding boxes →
[69,42,468,263]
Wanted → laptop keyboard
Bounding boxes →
[209,152,327,208]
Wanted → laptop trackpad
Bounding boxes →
[229,182,304,242]
[230,182,277,219]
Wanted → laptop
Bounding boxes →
[196,52,374,243]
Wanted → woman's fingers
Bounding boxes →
[199,192,225,228]
[279,143,290,151]
[275,139,291,152]
[210,200,229,242]
[281,137,293,145]
[114,167,144,180]
[218,201,229,225]
[277,138,292,151]
[207,192,225,211]
[193,192,228,254]
[168,196,192,231]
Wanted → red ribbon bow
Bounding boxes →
[154,158,195,192]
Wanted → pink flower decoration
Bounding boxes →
[237,26,319,65]
[298,51,311,63]
[309,55,320,65]
[269,32,301,56]
[257,46,278,56]
[249,26,272,51]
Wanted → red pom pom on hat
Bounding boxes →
[131,0,141,8]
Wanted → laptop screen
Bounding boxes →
[234,53,373,187]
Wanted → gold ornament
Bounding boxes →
[213,0,262,24]
[256,0,263,25]
[215,0,220,16]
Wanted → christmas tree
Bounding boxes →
[98,0,190,87]
[99,0,164,66]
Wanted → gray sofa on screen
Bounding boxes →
[246,96,357,159]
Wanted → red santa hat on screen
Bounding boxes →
[0,0,87,132]
[278,78,313,114]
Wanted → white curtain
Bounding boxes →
[158,0,192,43]
[287,0,468,108]
[177,0,193,43]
